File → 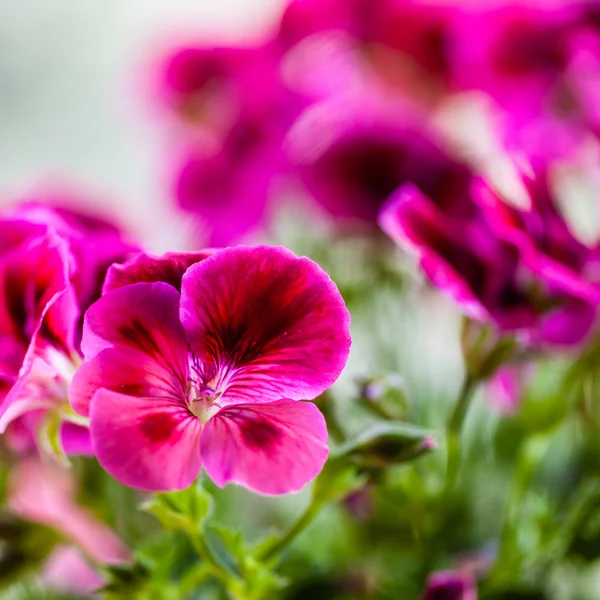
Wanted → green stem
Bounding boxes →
[445,374,478,488]
[484,434,550,588]
[258,499,323,562]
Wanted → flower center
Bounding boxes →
[187,352,224,423]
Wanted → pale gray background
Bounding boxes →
[0,0,284,249]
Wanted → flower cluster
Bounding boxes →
[0,202,351,496]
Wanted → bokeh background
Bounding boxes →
[4,0,600,598]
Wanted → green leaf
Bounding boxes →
[143,481,213,534]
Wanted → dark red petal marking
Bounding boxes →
[180,245,351,405]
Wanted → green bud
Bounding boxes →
[335,422,437,470]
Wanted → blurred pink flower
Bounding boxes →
[0,199,137,452]
[474,164,600,346]
[379,185,538,331]
[157,41,306,245]
[70,246,351,494]
[8,456,130,565]
[289,95,473,224]
[41,545,103,598]
[380,175,600,346]
[450,2,600,160]
[420,570,477,600]
[173,113,290,246]
[277,0,459,91]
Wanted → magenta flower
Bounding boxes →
[289,95,473,224]
[474,165,600,346]
[450,3,597,159]
[70,246,351,494]
[379,185,537,331]
[173,115,289,246]
[158,41,305,245]
[156,44,285,130]
[0,200,137,450]
[420,570,477,600]
[277,0,457,82]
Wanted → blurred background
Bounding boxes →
[5,0,600,598]
[0,0,282,248]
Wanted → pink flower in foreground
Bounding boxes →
[420,570,477,600]
[70,246,351,494]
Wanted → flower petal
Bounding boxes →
[103,250,214,294]
[90,389,202,491]
[70,346,187,417]
[201,399,329,495]
[180,246,351,405]
[0,357,62,433]
[80,282,188,377]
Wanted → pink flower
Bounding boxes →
[420,570,477,600]
[158,42,305,245]
[156,44,286,131]
[450,2,599,160]
[41,545,104,598]
[380,162,600,347]
[289,95,473,224]
[8,456,130,565]
[379,185,537,331]
[173,114,290,246]
[474,165,600,346]
[277,0,458,83]
[70,246,351,494]
[0,200,137,451]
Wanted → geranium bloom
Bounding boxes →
[379,185,537,331]
[0,200,137,451]
[173,114,290,246]
[289,95,473,224]
[70,245,351,494]
[420,570,477,600]
[449,2,598,160]
[276,0,459,98]
[380,164,600,347]
[474,164,600,346]
[41,546,104,599]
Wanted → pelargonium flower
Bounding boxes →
[449,2,597,160]
[160,42,305,245]
[420,570,477,600]
[0,200,137,452]
[380,165,600,347]
[474,164,600,346]
[173,114,290,246]
[70,245,351,494]
[379,185,537,332]
[288,95,473,224]
[41,545,104,599]
[156,43,286,131]
[276,0,458,95]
